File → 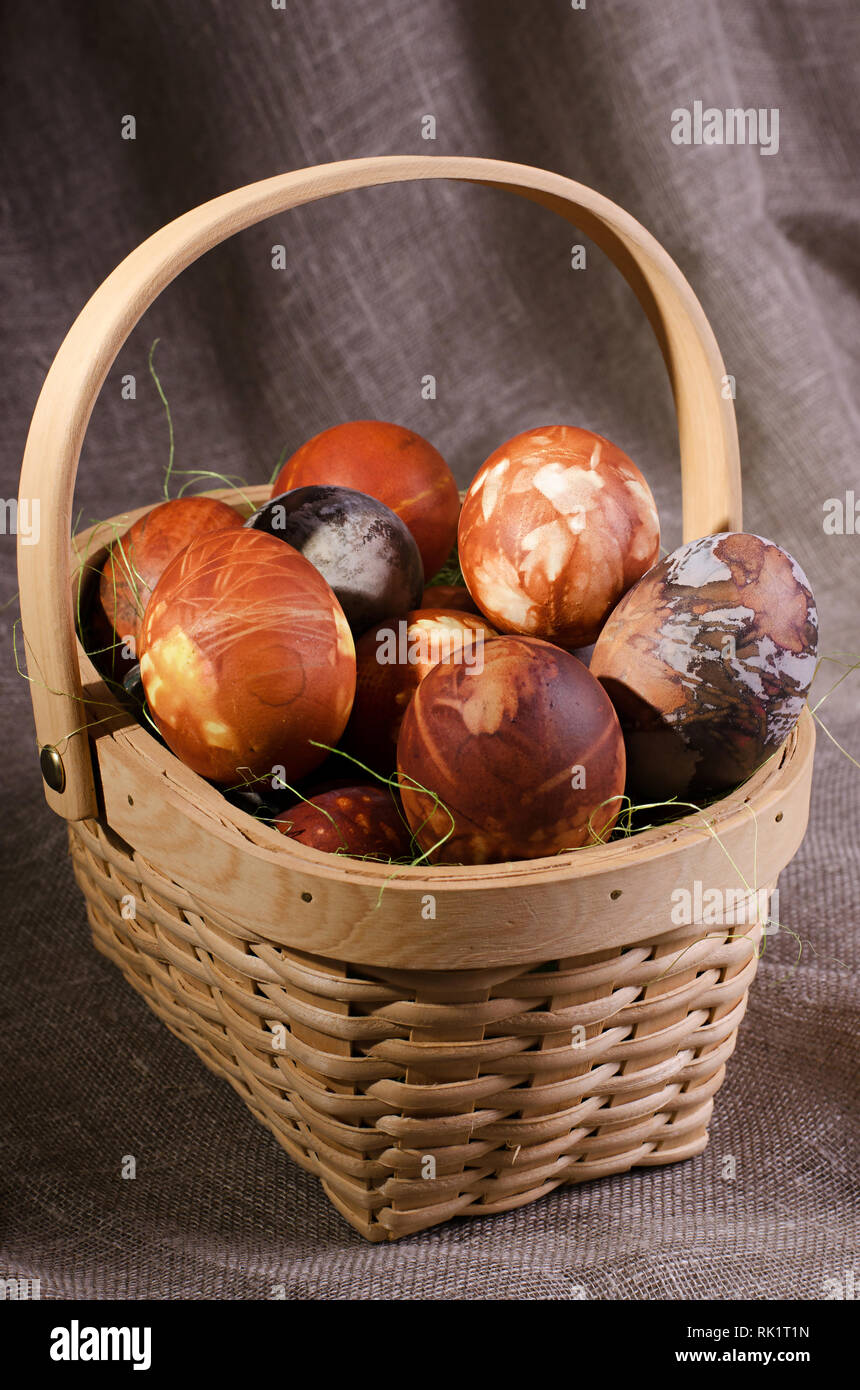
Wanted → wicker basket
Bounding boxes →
[18,157,815,1241]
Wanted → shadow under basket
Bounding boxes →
[17,158,816,1240]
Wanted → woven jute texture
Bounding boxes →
[2,0,858,1300]
[68,815,766,1241]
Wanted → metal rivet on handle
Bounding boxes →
[40,744,66,793]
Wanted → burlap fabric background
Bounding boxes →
[1,0,857,1299]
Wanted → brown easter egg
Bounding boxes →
[397,635,625,864]
[458,426,660,648]
[344,608,497,773]
[271,420,460,581]
[421,583,481,614]
[98,495,243,652]
[590,532,818,800]
[138,527,356,784]
[274,785,412,859]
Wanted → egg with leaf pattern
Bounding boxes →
[343,607,497,773]
[458,426,660,649]
[397,635,625,863]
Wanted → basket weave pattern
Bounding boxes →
[70,815,766,1240]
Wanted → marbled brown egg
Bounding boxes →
[397,635,625,864]
[138,528,356,784]
[590,532,818,800]
[458,426,660,649]
[343,608,497,773]
[274,786,412,859]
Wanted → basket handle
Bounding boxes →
[17,155,741,819]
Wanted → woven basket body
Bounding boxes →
[71,814,774,1240]
[17,158,815,1240]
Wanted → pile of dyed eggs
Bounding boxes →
[89,420,818,866]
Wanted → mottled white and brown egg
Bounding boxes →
[458,426,660,648]
[590,532,818,800]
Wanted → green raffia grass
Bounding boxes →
[12,617,129,753]
[268,443,290,490]
[305,742,456,897]
[430,543,465,589]
[808,653,860,771]
[148,339,269,511]
[149,340,176,500]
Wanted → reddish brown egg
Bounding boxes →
[590,532,818,800]
[138,527,356,784]
[421,582,481,614]
[274,785,412,859]
[458,426,660,649]
[98,496,243,652]
[343,608,497,774]
[397,635,625,863]
[271,420,460,581]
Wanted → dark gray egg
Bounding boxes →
[246,485,424,634]
[120,662,165,745]
[121,661,145,706]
